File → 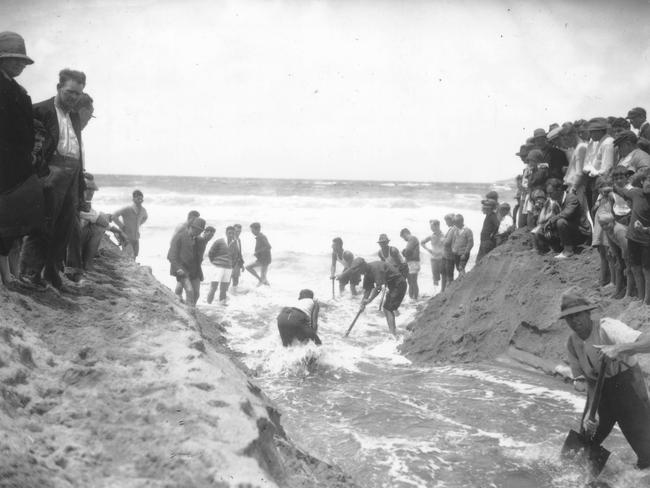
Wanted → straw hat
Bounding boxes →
[0,32,34,64]
[377,233,390,244]
[559,290,598,318]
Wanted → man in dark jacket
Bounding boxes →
[20,68,86,288]
[477,198,499,261]
[168,218,207,308]
[545,178,592,259]
[0,32,44,286]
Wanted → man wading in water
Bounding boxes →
[277,289,321,347]
[560,289,650,470]
[339,257,407,337]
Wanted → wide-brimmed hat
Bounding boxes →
[0,32,34,64]
[377,233,390,244]
[481,198,498,208]
[627,107,646,119]
[533,128,547,138]
[559,290,598,318]
[547,127,562,141]
[613,130,638,146]
[588,117,609,131]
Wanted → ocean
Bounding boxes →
[91,175,639,488]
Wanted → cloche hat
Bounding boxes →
[0,32,34,64]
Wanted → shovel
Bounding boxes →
[561,358,611,477]
[343,305,365,337]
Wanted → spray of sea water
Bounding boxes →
[93,176,644,487]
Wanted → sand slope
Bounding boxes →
[0,243,358,488]
[402,229,650,377]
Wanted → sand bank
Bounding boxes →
[402,229,650,379]
[0,241,358,488]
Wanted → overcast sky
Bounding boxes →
[4,0,650,182]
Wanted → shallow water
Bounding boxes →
[92,176,644,488]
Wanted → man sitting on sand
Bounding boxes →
[545,178,592,259]
[206,226,235,305]
[560,289,650,470]
[339,257,407,337]
[112,189,148,260]
[246,222,271,286]
[277,289,321,347]
[167,217,206,308]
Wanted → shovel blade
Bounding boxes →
[562,429,611,477]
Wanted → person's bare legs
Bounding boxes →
[383,309,397,337]
[631,265,645,301]
[260,264,269,285]
[207,282,219,304]
[175,281,184,301]
[643,268,650,305]
[219,281,230,302]
[246,264,262,283]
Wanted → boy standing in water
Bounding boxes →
[331,237,360,295]
[451,214,473,277]
[277,289,321,347]
[112,189,148,259]
[167,217,206,307]
[229,223,245,291]
[400,228,420,299]
[246,222,271,286]
[421,220,443,287]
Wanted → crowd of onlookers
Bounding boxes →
[0,31,151,291]
[505,111,650,305]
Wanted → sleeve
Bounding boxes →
[167,234,184,272]
[112,206,128,226]
[566,336,584,379]
[600,318,642,345]
[79,208,99,224]
[600,143,615,175]
[557,194,579,220]
[466,229,474,253]
[208,241,218,262]
[575,145,587,175]
[141,208,148,225]
[362,272,374,291]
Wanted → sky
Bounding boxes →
[4,0,650,182]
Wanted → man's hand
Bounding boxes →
[330,275,335,280]
[595,344,626,360]
[360,298,370,308]
[583,417,599,437]
[176,269,186,277]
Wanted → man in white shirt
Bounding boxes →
[583,118,615,213]
[561,289,650,469]
[20,69,86,288]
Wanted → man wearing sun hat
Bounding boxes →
[560,288,650,469]
[0,32,45,287]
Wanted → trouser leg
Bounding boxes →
[632,265,645,301]
[611,368,650,469]
[207,282,218,304]
[82,224,106,270]
[65,213,83,276]
[219,281,229,301]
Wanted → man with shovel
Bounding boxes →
[560,289,650,470]
[340,257,407,338]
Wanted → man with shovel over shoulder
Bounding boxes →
[560,289,650,471]
[340,258,407,338]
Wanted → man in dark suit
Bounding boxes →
[0,32,45,286]
[20,68,86,288]
[546,178,592,259]
[628,107,650,154]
